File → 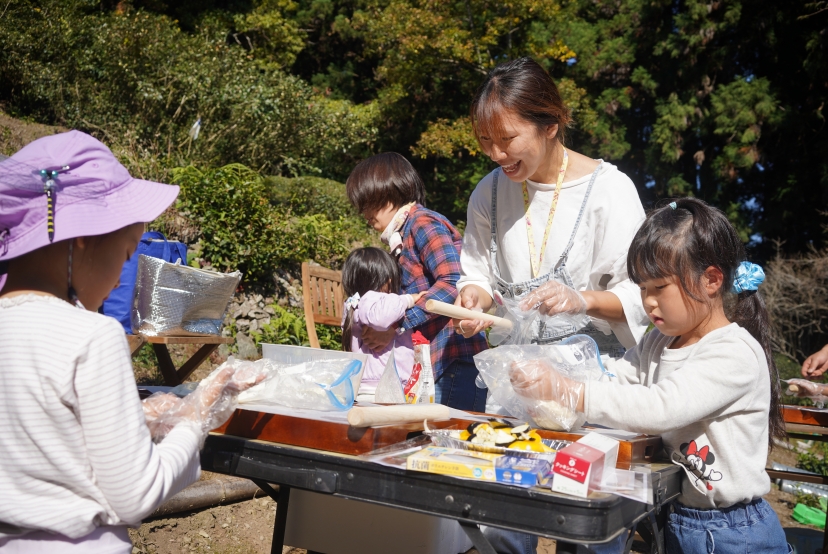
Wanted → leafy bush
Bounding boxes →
[0,0,376,181]
[798,442,828,477]
[250,304,343,350]
[168,164,374,284]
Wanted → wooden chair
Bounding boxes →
[301,262,344,349]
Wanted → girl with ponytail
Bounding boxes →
[341,247,425,402]
[508,198,790,553]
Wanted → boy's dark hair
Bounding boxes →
[345,152,426,216]
[471,57,571,146]
[627,197,784,447]
[341,246,402,351]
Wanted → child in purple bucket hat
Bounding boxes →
[0,131,257,553]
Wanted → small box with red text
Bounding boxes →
[551,432,619,497]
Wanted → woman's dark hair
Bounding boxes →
[470,57,572,145]
[341,246,402,351]
[627,197,785,447]
[345,152,426,216]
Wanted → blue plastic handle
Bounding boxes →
[317,359,363,411]
[559,334,615,378]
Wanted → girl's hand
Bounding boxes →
[802,344,828,378]
[519,281,587,317]
[452,285,492,338]
[509,359,585,413]
[142,392,180,423]
[407,291,427,307]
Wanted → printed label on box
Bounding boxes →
[553,452,592,484]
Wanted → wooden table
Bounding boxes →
[128,334,233,386]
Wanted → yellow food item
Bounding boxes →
[508,440,554,453]
[458,430,470,441]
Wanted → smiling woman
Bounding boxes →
[454,57,650,358]
[451,61,651,554]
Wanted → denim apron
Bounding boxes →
[489,162,626,357]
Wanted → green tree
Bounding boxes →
[0,0,376,180]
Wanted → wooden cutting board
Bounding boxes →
[213,408,663,466]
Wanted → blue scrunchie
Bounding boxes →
[732,261,765,294]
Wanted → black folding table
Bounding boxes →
[201,434,682,554]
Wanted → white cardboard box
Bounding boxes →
[551,432,620,497]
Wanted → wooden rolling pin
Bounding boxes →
[347,404,451,427]
[424,299,513,331]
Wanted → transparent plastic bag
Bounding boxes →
[474,335,613,430]
[487,296,591,346]
[143,357,268,443]
[238,358,363,411]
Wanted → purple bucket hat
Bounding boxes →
[0,130,179,265]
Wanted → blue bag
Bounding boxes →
[102,231,188,333]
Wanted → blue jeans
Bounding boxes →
[435,359,487,412]
[666,498,792,554]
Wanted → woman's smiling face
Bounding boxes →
[477,109,558,183]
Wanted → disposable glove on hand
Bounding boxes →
[519,280,587,317]
[786,379,828,398]
[145,359,267,443]
[142,392,180,423]
[509,358,584,413]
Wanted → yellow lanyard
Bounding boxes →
[522,147,568,278]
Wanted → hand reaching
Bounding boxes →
[509,358,585,413]
[786,378,828,398]
[802,345,828,378]
[519,281,587,317]
[453,285,491,338]
[143,359,267,442]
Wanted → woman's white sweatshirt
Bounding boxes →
[457,162,648,348]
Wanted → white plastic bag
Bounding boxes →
[239,358,363,411]
[474,335,613,430]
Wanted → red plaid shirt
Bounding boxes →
[398,205,488,378]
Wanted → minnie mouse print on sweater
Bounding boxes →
[671,440,723,491]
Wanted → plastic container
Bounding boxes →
[792,504,826,529]
[284,490,472,554]
[260,343,368,398]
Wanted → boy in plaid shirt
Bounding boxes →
[346,153,489,411]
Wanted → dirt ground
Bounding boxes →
[128,485,557,554]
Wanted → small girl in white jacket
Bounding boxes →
[512,198,790,553]
[341,247,424,401]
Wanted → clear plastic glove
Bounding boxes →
[519,280,587,317]
[142,392,180,423]
[509,358,585,411]
[785,378,828,408]
[508,358,586,431]
[144,358,267,443]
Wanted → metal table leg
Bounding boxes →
[251,480,290,554]
[458,522,498,554]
